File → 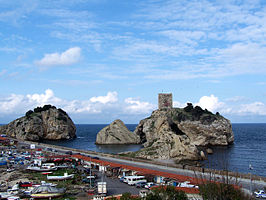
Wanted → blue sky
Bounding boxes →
[1,0,266,124]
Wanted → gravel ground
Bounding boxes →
[0,168,30,188]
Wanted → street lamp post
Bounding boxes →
[90,156,91,189]
[249,164,253,194]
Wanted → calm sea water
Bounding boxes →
[43,124,143,154]
[42,124,266,177]
[201,123,266,177]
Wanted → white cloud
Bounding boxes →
[173,101,186,108]
[90,92,118,104]
[211,43,266,76]
[225,96,246,103]
[196,95,225,112]
[158,30,206,45]
[0,89,109,116]
[36,47,81,66]
[124,98,156,114]
[177,95,266,117]
[107,0,266,80]
[0,90,155,122]
[64,100,101,114]
[0,94,25,114]
[237,102,266,116]
[1,90,266,123]
[0,69,7,77]
[26,89,62,105]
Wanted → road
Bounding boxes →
[17,140,266,195]
[79,150,266,195]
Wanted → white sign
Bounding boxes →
[30,144,35,149]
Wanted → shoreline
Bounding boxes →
[15,138,266,182]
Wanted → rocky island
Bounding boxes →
[0,105,76,141]
[133,103,234,163]
[96,119,140,144]
[96,93,234,164]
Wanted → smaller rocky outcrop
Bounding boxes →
[96,119,140,144]
[206,148,213,154]
[0,105,76,141]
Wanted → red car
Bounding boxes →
[19,182,32,187]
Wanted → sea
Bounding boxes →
[42,123,266,177]
[1,122,265,177]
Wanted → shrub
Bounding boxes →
[184,103,193,112]
[33,104,56,113]
[25,110,33,117]
[146,186,188,200]
[199,182,254,200]
[58,108,67,115]
[196,165,254,200]
[106,192,141,200]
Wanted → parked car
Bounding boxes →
[136,182,147,188]
[254,190,266,198]
[144,182,156,189]
[82,176,95,186]
[65,151,72,155]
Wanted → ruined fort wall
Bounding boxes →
[158,93,173,109]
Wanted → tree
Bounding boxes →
[25,110,33,117]
[199,182,254,200]
[184,103,193,112]
[107,192,141,200]
[146,186,188,200]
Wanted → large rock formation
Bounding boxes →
[96,119,140,144]
[0,105,76,141]
[133,103,234,163]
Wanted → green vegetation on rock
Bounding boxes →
[25,105,67,122]
[170,103,223,123]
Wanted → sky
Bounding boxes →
[1,0,266,124]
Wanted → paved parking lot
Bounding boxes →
[94,171,142,196]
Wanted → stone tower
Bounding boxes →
[158,93,173,110]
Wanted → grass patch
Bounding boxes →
[27,168,83,187]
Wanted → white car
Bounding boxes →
[254,190,266,198]
[144,182,156,189]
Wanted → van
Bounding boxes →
[125,176,147,186]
